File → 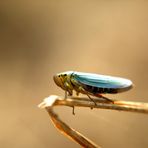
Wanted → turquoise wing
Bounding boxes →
[73,72,132,89]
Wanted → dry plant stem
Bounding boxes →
[55,97,148,114]
[38,95,148,148]
[46,107,100,148]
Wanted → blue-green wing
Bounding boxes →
[74,72,132,89]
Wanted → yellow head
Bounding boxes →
[53,71,73,91]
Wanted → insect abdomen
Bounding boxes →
[84,85,118,94]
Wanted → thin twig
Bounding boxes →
[38,95,148,148]
[46,107,99,148]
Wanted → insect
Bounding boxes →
[53,71,133,106]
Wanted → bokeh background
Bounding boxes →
[1,1,148,148]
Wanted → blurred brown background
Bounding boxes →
[1,1,148,148]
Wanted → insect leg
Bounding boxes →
[97,94,114,103]
[64,82,75,114]
[77,86,97,106]
[64,82,73,96]
[72,106,75,115]
[76,91,79,96]
[65,90,68,99]
[86,94,97,106]
[64,90,76,115]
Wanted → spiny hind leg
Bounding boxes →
[96,94,114,103]
[77,86,97,106]
[86,94,97,106]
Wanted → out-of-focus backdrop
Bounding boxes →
[1,1,148,148]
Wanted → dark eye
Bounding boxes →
[58,75,61,77]
[63,74,67,76]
